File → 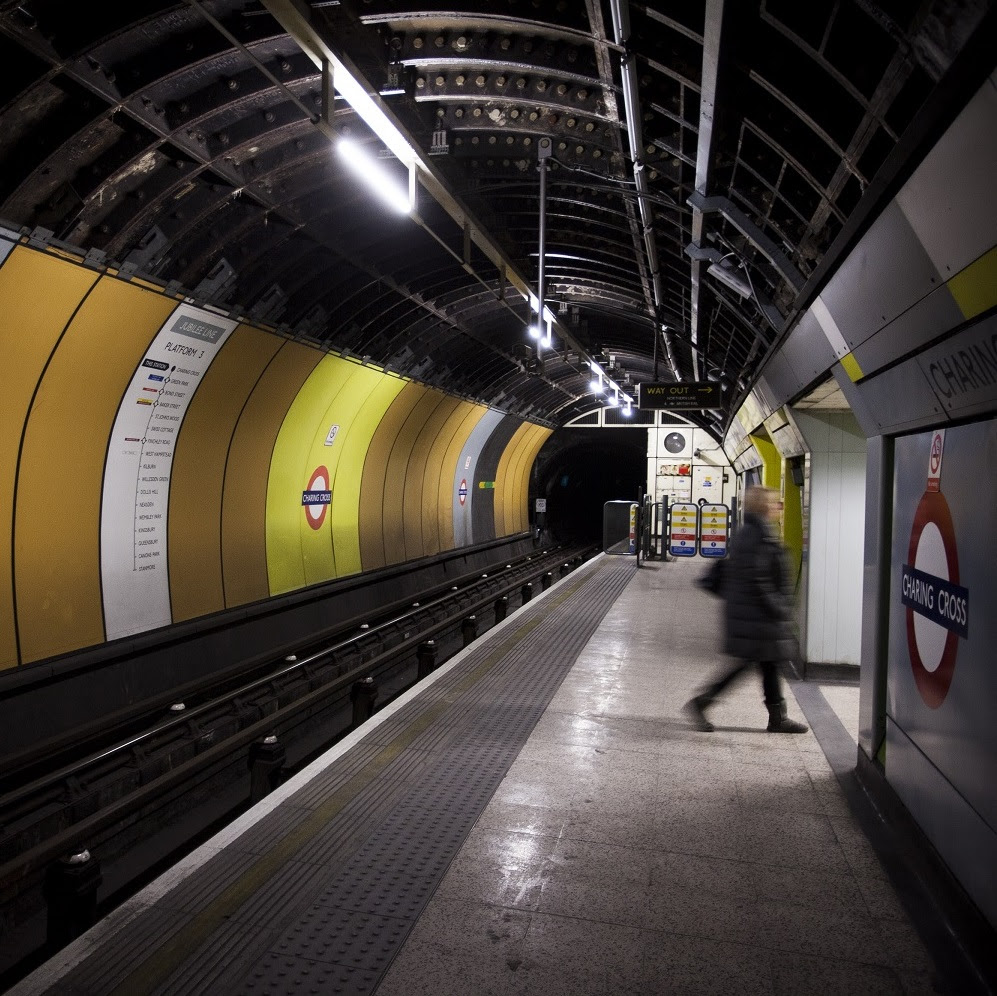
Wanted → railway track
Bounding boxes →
[0,543,597,987]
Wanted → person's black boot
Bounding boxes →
[684,695,714,732]
[766,701,808,734]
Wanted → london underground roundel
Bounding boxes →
[302,465,332,530]
[900,430,969,708]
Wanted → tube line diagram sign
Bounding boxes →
[668,502,698,556]
[101,303,236,640]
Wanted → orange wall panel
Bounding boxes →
[418,398,467,556]
[394,388,448,564]
[404,393,459,561]
[514,425,551,532]
[436,405,488,551]
[0,246,100,669]
[15,276,175,662]
[169,326,284,622]
[359,381,422,571]
[494,421,532,536]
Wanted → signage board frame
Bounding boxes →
[668,501,699,557]
[698,502,730,558]
[638,381,722,410]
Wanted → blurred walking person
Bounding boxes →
[685,485,808,734]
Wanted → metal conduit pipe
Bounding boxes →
[609,0,681,381]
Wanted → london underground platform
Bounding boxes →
[9,554,964,995]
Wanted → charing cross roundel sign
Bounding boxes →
[900,430,970,708]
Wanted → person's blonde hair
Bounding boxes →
[743,485,780,517]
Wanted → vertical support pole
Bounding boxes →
[537,147,548,326]
[858,435,894,764]
[534,135,552,357]
[462,615,478,647]
[321,58,333,126]
[248,734,286,804]
[417,640,437,679]
[350,676,379,730]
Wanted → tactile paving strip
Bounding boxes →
[242,558,637,995]
[42,556,635,996]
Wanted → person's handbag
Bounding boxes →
[696,557,726,596]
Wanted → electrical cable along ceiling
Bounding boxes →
[0,0,987,431]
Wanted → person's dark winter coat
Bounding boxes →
[722,512,795,663]
[684,485,808,734]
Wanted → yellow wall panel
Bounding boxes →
[169,325,283,622]
[419,398,470,556]
[403,392,458,562]
[436,404,488,551]
[295,359,387,588]
[0,247,99,669]
[266,353,356,595]
[508,424,537,534]
[15,276,175,663]
[494,422,531,536]
[517,426,552,532]
[222,341,322,607]
[502,422,534,536]
[331,374,406,577]
[361,382,424,570]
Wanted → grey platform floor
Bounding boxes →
[11,554,946,996]
[375,557,939,996]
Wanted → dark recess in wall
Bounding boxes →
[534,429,647,545]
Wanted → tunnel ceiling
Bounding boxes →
[0,0,989,432]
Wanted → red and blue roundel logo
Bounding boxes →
[901,489,969,708]
[302,465,332,530]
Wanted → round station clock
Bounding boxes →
[664,431,687,454]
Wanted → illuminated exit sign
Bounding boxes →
[637,381,721,410]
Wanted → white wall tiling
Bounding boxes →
[794,409,867,667]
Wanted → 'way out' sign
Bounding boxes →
[637,381,722,410]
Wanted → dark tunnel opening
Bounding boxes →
[533,429,648,546]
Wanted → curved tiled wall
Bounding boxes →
[0,241,550,670]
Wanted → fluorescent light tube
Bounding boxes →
[338,138,411,214]
[706,262,751,297]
